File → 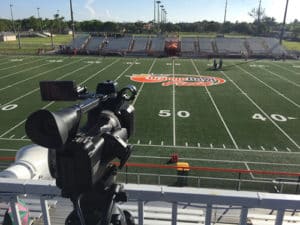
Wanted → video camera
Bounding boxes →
[25,80,137,225]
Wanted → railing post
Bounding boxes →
[295,176,300,194]
[239,207,248,225]
[197,177,201,187]
[10,196,22,225]
[275,209,285,225]
[138,200,144,225]
[40,196,51,225]
[237,172,242,191]
[205,204,212,225]
[158,175,161,185]
[172,202,178,225]
[137,174,140,184]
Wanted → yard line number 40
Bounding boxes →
[252,113,296,122]
[159,110,190,118]
[0,104,18,111]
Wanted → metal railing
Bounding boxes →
[118,172,300,194]
[0,178,300,225]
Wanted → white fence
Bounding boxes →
[0,178,300,225]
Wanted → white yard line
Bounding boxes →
[133,143,299,154]
[222,71,300,150]
[132,154,300,166]
[133,58,156,106]
[1,64,91,107]
[236,65,300,108]
[191,59,239,149]
[0,59,119,138]
[172,59,176,146]
[261,67,300,88]
[269,61,300,75]
[0,58,85,91]
[244,162,255,179]
[0,65,17,71]
[0,57,48,79]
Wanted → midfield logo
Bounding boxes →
[130,74,226,87]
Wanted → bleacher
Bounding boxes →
[129,37,149,56]
[263,37,287,56]
[70,35,89,50]
[64,35,289,59]
[101,37,132,55]
[149,37,165,55]
[199,38,214,54]
[85,36,104,54]
[246,37,268,55]
[216,38,247,55]
[181,37,196,57]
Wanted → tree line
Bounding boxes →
[0,15,299,39]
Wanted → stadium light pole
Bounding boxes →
[160,5,164,24]
[37,7,43,32]
[223,0,228,24]
[9,4,16,33]
[279,0,289,44]
[257,0,262,24]
[57,9,61,34]
[69,0,75,41]
[156,1,161,24]
[154,0,156,24]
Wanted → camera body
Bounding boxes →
[25,80,137,224]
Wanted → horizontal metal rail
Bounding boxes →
[0,178,300,225]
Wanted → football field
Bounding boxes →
[0,55,299,192]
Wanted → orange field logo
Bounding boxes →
[130,74,226,87]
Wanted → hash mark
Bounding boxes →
[260,146,265,151]
[197,143,201,148]
[148,140,152,145]
[286,147,291,152]
[185,142,188,147]
[161,141,164,146]
[223,144,226,149]
[9,135,15,139]
[273,147,278,152]
[248,145,252,150]
[210,143,213,148]
[21,135,26,139]
[137,140,140,144]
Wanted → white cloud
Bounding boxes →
[85,0,96,19]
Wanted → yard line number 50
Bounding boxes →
[159,110,190,118]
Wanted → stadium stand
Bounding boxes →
[246,37,268,56]
[215,38,247,56]
[100,37,132,55]
[85,36,104,54]
[70,35,90,50]
[128,37,149,56]
[149,37,165,56]
[262,37,288,56]
[63,35,289,59]
[198,38,214,55]
[181,37,197,57]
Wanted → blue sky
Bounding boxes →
[0,0,299,23]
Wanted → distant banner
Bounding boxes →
[130,74,226,87]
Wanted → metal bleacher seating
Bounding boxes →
[262,37,287,56]
[199,38,214,54]
[149,37,165,54]
[216,38,247,55]
[181,37,196,57]
[85,36,104,53]
[130,37,149,56]
[70,35,89,50]
[246,37,268,55]
[101,37,132,54]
